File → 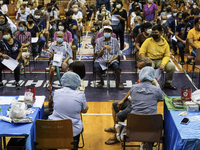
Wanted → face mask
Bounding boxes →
[3,34,11,40]
[116,4,121,9]
[28,21,33,24]
[146,29,152,34]
[58,26,64,31]
[184,18,189,23]
[56,37,63,43]
[73,8,78,12]
[48,8,52,12]
[136,12,140,15]
[0,1,3,4]
[179,17,182,21]
[102,7,106,9]
[166,8,171,12]
[21,9,25,13]
[99,20,102,24]
[34,15,40,19]
[193,5,197,8]
[152,34,159,40]
[173,13,177,17]
[148,0,153,3]
[135,23,140,26]
[19,27,25,32]
[163,8,166,11]
[104,32,111,38]
[41,10,45,14]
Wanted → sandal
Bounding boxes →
[164,84,177,90]
[105,136,119,145]
[104,127,116,133]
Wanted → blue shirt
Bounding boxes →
[48,87,87,136]
[50,41,73,63]
[130,81,164,115]
[165,16,175,28]
[0,38,22,59]
[95,37,120,65]
[176,21,193,40]
[33,18,46,31]
[69,19,78,35]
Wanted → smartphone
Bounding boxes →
[180,118,189,125]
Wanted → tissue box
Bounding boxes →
[185,101,199,112]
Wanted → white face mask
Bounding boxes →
[73,8,78,12]
[146,29,152,34]
[0,1,3,4]
[148,0,153,3]
[58,26,64,31]
[34,15,40,19]
[173,13,177,17]
[193,5,197,8]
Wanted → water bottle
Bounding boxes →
[0,106,2,116]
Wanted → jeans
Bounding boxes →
[177,41,185,62]
[73,34,78,50]
[38,35,46,54]
[50,24,57,41]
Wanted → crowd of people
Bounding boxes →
[0,0,200,149]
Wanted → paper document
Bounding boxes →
[172,35,177,42]
[1,57,19,71]
[111,15,120,25]
[53,52,63,67]
[99,60,109,70]
[0,97,16,105]
[31,37,38,43]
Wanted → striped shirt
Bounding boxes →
[95,36,120,65]
[143,3,158,21]
[14,31,31,53]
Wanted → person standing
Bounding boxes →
[143,0,158,24]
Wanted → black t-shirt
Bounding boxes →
[191,8,200,16]
[112,8,127,30]
[132,25,143,39]
[0,38,22,59]
[27,25,39,37]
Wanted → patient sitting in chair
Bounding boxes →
[105,67,164,149]
[48,31,73,90]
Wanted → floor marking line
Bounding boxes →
[82,113,112,116]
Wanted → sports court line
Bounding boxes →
[82,113,112,115]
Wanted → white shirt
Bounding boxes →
[130,12,136,27]
[73,11,83,26]
[46,10,58,19]
[1,4,7,14]
[15,7,30,20]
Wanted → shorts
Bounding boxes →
[94,62,121,74]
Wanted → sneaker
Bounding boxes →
[118,82,124,90]
[20,68,24,74]
[97,82,104,88]
[0,82,3,88]
[16,83,21,90]
[45,44,49,49]
[180,61,185,65]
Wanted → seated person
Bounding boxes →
[0,0,8,15]
[175,12,193,64]
[15,4,29,21]
[94,25,124,90]
[72,4,83,31]
[104,57,159,133]
[188,17,200,58]
[15,21,31,74]
[105,66,164,145]
[95,3,110,20]
[33,10,46,56]
[85,3,93,20]
[48,71,89,148]
[48,31,73,90]
[0,13,17,34]
[0,28,22,89]
[139,25,176,90]
[131,16,143,42]
[26,14,39,57]
[91,14,103,33]
[135,22,152,52]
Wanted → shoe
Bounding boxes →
[164,84,177,90]
[0,82,3,88]
[34,54,39,60]
[20,68,24,74]
[180,61,185,65]
[97,82,104,88]
[104,127,116,133]
[45,44,49,49]
[118,82,124,90]
[16,83,21,90]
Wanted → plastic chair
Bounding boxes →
[192,48,200,88]
[122,113,164,150]
[35,119,78,150]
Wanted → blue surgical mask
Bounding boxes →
[135,23,140,26]
[19,27,25,32]
[56,37,63,43]
[104,33,111,38]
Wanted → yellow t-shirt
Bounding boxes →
[187,28,200,53]
[139,36,170,66]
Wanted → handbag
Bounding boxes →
[112,22,123,33]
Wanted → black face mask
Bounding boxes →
[184,19,189,23]
[152,34,159,40]
[48,8,52,12]
[136,12,140,15]
[166,8,171,12]
[28,21,33,24]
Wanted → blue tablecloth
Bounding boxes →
[164,103,200,150]
[0,95,45,150]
